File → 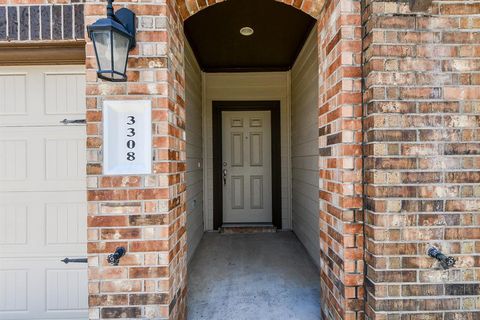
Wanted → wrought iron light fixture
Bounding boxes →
[87,0,136,82]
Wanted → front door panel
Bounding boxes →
[222,111,272,223]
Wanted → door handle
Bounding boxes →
[223,169,227,185]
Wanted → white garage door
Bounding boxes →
[0,66,88,319]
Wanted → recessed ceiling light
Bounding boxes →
[240,27,254,36]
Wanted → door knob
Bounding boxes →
[223,169,227,185]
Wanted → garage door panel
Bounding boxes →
[0,204,28,245]
[45,137,85,181]
[0,192,87,257]
[0,269,28,312]
[0,260,87,319]
[45,73,85,115]
[0,126,86,192]
[0,73,27,116]
[46,202,87,246]
[0,65,87,320]
[46,268,88,311]
[0,192,87,317]
[0,66,85,127]
[0,140,27,181]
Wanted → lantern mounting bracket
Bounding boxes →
[105,0,135,49]
[115,8,136,49]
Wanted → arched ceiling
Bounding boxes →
[184,0,316,73]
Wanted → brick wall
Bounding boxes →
[363,0,480,319]
[3,0,479,319]
[0,0,364,318]
[317,1,363,319]
[0,4,84,41]
[84,0,186,318]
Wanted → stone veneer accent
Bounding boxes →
[0,4,84,41]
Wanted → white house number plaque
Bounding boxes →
[103,100,152,175]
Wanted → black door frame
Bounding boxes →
[212,100,282,230]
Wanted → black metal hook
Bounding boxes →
[107,247,126,266]
[61,257,88,264]
[428,247,455,270]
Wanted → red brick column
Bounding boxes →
[363,1,480,319]
[85,0,186,318]
[166,0,188,317]
[317,1,364,319]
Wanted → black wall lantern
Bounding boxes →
[87,0,136,82]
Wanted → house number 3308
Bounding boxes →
[126,115,136,161]
[103,100,151,175]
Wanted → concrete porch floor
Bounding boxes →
[187,231,321,320]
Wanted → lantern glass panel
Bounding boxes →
[112,31,130,80]
[92,30,112,71]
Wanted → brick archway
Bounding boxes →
[0,0,477,319]
[85,0,363,319]
[177,0,326,21]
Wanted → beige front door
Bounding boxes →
[0,65,88,319]
[222,111,272,223]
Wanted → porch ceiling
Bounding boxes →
[184,0,316,73]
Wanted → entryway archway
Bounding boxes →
[182,0,320,319]
[84,0,363,318]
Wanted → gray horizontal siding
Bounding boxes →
[185,40,204,262]
[291,26,320,268]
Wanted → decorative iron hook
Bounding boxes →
[61,257,88,264]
